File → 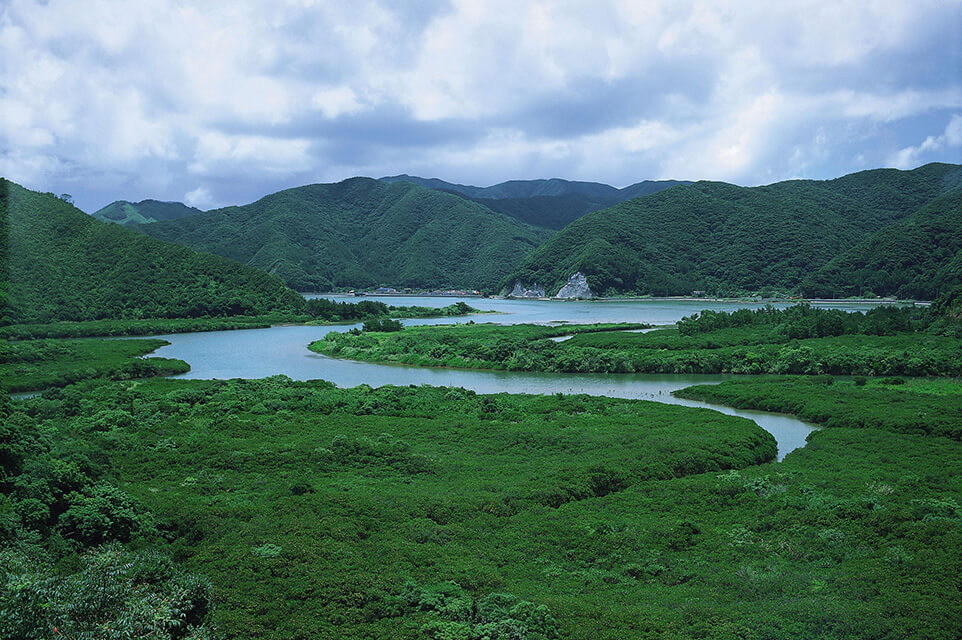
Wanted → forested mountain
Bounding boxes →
[91,199,203,225]
[468,193,615,229]
[504,163,962,298]
[381,174,690,229]
[801,190,962,299]
[136,177,552,291]
[1,179,302,324]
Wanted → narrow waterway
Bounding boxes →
[140,298,845,459]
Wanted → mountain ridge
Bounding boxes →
[134,177,552,292]
[380,174,691,229]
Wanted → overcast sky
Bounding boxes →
[2,0,961,212]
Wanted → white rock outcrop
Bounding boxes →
[554,272,593,299]
[506,282,546,298]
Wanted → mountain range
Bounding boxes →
[69,162,962,301]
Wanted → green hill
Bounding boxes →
[135,177,552,291]
[91,199,203,225]
[381,175,690,229]
[466,193,615,229]
[801,190,962,299]
[1,179,302,324]
[504,163,962,298]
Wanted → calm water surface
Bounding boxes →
[309,294,887,325]
[142,298,857,459]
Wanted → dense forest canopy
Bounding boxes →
[1,179,303,324]
[504,163,962,299]
[135,178,551,292]
[801,190,962,299]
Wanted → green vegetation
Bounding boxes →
[382,175,691,229]
[135,178,551,292]
[677,376,962,439]
[803,191,962,299]
[312,322,655,370]
[0,338,189,392]
[4,378,774,638]
[0,389,216,638]
[675,303,925,337]
[469,193,624,230]
[0,302,482,340]
[362,317,404,332]
[8,162,962,639]
[929,286,962,336]
[91,199,204,225]
[5,376,960,638]
[2,179,303,324]
[305,298,482,323]
[311,308,962,376]
[0,316,283,340]
[505,163,962,298]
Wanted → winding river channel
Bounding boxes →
[144,297,890,460]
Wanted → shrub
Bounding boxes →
[58,483,156,546]
[363,318,403,332]
[251,543,283,558]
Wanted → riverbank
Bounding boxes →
[0,303,491,340]
[0,337,190,392]
[314,291,927,305]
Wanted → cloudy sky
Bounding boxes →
[2,0,961,212]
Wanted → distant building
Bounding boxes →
[692,290,706,297]
[374,287,398,294]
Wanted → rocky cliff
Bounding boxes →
[554,272,593,299]
[506,282,546,298]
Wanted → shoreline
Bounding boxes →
[308,292,928,305]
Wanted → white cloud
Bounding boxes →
[889,114,962,169]
[184,186,213,208]
[311,86,367,119]
[189,132,312,176]
[0,0,959,210]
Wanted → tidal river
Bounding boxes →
[146,297,887,459]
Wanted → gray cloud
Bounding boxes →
[1,0,960,212]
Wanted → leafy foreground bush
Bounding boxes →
[0,544,215,639]
[0,391,218,639]
[404,581,559,639]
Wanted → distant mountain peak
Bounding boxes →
[91,199,203,225]
[379,174,691,229]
